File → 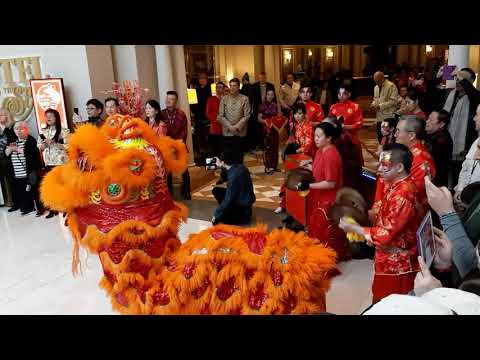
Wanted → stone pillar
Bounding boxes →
[155,45,175,102]
[448,45,470,68]
[396,45,409,65]
[111,45,138,82]
[85,46,115,102]
[135,45,159,101]
[468,45,480,88]
[213,45,223,82]
[360,45,367,75]
[264,45,282,91]
[169,45,195,166]
[409,45,419,66]
[353,45,362,77]
[254,45,265,76]
[447,45,470,88]
[341,45,351,70]
[419,45,427,69]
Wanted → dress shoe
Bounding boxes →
[21,210,34,216]
[8,206,20,212]
[46,211,58,219]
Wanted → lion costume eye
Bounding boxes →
[101,183,128,204]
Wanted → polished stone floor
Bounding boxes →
[0,206,373,315]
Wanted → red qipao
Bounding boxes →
[259,101,282,171]
[364,177,422,303]
[287,100,324,138]
[329,100,363,142]
[307,145,351,263]
[206,96,222,135]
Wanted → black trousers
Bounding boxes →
[449,160,463,190]
[12,177,43,212]
[376,122,383,143]
[167,169,191,197]
[247,113,262,151]
[208,134,223,158]
[212,186,252,225]
[0,157,14,206]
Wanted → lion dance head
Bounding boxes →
[41,115,337,315]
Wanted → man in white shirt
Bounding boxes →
[279,73,300,116]
[371,71,399,142]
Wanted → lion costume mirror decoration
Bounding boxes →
[41,115,337,315]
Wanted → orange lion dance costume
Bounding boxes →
[41,115,337,314]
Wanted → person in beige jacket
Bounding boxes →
[371,71,399,142]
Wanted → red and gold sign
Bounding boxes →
[30,78,68,132]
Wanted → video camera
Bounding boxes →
[205,157,220,171]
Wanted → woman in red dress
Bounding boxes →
[275,103,314,214]
[258,89,282,174]
[303,122,351,263]
[404,90,427,121]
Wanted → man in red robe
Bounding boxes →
[206,82,226,157]
[329,85,363,143]
[287,84,324,136]
[323,116,364,191]
[162,90,191,200]
[340,143,422,303]
[372,115,436,219]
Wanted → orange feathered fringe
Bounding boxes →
[86,222,337,315]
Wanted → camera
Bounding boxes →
[205,157,219,171]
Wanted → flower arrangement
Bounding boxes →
[102,81,149,118]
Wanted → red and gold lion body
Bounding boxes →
[41,115,336,315]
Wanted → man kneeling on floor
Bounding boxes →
[211,151,256,225]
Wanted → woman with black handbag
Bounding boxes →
[5,121,45,216]
[38,109,69,218]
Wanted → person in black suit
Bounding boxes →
[249,72,277,152]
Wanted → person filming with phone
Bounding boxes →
[210,151,256,226]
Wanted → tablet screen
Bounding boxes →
[416,211,436,268]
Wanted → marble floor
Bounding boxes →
[0,207,373,315]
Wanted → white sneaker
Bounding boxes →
[274,207,284,214]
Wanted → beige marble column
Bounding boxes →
[360,45,367,75]
[409,45,419,66]
[135,45,159,101]
[447,45,470,88]
[468,45,480,88]
[254,45,265,76]
[85,45,115,102]
[353,45,362,77]
[265,45,282,90]
[419,45,427,69]
[396,45,409,65]
[341,45,351,70]
[155,45,175,101]
[169,45,195,166]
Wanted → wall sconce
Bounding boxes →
[326,47,334,61]
[308,49,313,57]
[284,50,292,62]
[426,45,433,55]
